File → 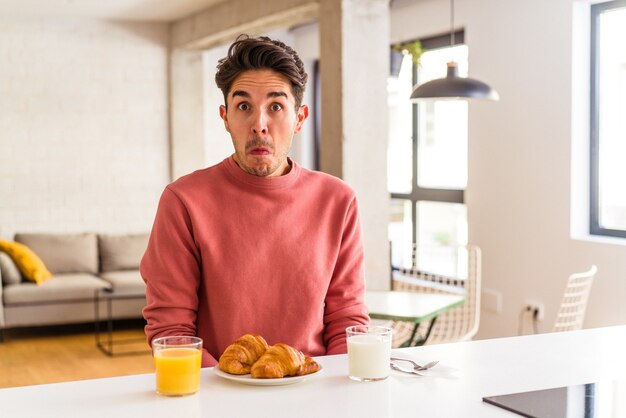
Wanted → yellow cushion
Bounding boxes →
[0,240,52,285]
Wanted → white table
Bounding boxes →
[366,290,464,346]
[2,325,626,417]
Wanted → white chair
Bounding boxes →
[553,265,597,332]
[389,245,481,347]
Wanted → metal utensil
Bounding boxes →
[390,362,424,376]
[391,357,439,371]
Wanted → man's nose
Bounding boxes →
[252,110,268,135]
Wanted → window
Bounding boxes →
[387,32,468,271]
[590,0,626,238]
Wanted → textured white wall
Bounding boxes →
[0,17,170,238]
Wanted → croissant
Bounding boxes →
[218,334,269,375]
[250,343,321,379]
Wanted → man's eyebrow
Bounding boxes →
[231,90,250,99]
[267,91,288,99]
[230,91,288,100]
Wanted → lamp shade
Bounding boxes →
[410,62,499,101]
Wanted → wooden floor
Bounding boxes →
[0,321,155,389]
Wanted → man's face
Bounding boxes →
[219,69,308,177]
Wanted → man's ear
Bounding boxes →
[219,105,230,132]
[294,105,309,134]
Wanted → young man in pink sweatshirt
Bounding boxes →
[140,35,370,367]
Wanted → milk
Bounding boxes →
[347,334,392,381]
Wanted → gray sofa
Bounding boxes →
[0,232,148,341]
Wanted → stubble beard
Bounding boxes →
[235,137,289,177]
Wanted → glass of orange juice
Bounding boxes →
[152,336,203,396]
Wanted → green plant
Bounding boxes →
[433,231,452,246]
[391,40,424,66]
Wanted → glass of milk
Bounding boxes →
[346,325,392,382]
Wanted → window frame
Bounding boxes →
[390,31,466,248]
[589,0,626,238]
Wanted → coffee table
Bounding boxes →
[93,288,149,356]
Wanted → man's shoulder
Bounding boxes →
[298,166,356,197]
[169,160,226,192]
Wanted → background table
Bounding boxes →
[2,326,625,417]
[366,290,464,346]
[94,288,149,356]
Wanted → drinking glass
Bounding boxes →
[346,325,392,382]
[153,336,203,396]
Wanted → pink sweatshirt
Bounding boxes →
[141,156,370,367]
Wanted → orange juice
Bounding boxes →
[154,347,202,396]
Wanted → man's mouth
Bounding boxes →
[249,147,271,156]
[246,137,273,156]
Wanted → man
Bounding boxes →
[141,35,369,367]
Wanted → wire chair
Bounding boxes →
[553,265,597,333]
[389,245,481,347]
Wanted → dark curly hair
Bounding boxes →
[215,34,308,110]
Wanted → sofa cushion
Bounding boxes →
[98,270,146,293]
[0,251,23,285]
[0,240,52,285]
[98,233,149,272]
[2,273,111,305]
[15,233,98,275]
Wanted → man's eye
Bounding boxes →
[237,103,249,111]
[270,103,282,111]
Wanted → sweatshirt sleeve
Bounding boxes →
[323,195,370,355]
[140,186,218,367]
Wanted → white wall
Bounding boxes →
[0,17,170,238]
[390,0,626,339]
[291,22,320,170]
[203,44,233,168]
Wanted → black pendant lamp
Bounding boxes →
[410,0,499,101]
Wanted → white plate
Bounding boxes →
[213,365,323,386]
